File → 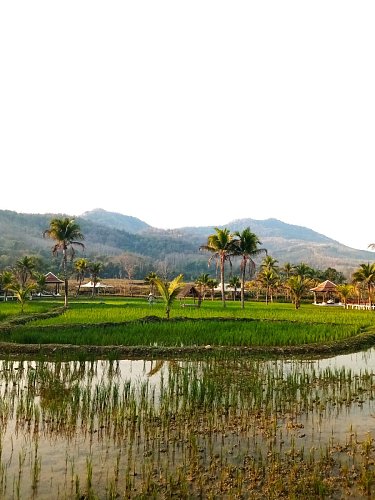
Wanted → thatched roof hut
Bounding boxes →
[177,284,202,307]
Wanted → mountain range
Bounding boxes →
[0,208,374,279]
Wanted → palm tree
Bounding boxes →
[6,281,36,312]
[43,218,85,307]
[260,255,279,273]
[0,270,13,300]
[34,272,47,295]
[281,262,295,279]
[145,271,158,295]
[195,273,211,300]
[228,275,241,301]
[352,262,375,308]
[232,228,267,308]
[286,275,312,309]
[257,268,279,304]
[294,262,314,279]
[200,228,234,307]
[153,274,184,319]
[74,258,89,296]
[207,278,218,301]
[336,283,354,309]
[258,255,279,304]
[15,256,36,286]
[280,262,295,301]
[88,262,103,297]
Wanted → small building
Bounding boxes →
[79,281,113,295]
[310,280,337,305]
[44,272,64,294]
[177,284,202,307]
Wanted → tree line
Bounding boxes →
[1,218,375,312]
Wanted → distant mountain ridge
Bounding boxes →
[78,209,375,275]
[81,210,333,244]
[0,208,374,279]
[81,208,151,234]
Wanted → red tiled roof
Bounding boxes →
[310,280,337,292]
[44,272,64,284]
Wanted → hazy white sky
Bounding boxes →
[1,1,374,251]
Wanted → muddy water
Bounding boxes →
[0,349,374,498]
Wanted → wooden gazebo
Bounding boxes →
[310,280,337,305]
[44,272,64,294]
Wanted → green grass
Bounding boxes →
[0,300,59,321]
[6,319,359,347]
[1,296,374,349]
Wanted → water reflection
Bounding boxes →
[0,349,374,498]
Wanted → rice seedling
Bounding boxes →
[1,298,374,358]
[0,350,375,497]
[2,299,375,497]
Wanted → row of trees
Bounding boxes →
[199,227,375,310]
[200,227,266,308]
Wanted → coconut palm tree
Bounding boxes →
[281,262,295,279]
[260,255,279,273]
[336,283,354,309]
[43,218,85,307]
[195,273,212,300]
[34,272,47,295]
[232,227,267,308]
[153,274,184,319]
[294,262,314,279]
[74,258,89,296]
[145,271,158,295]
[257,268,279,304]
[207,278,218,301]
[280,262,295,301]
[88,262,103,297]
[352,262,375,308]
[200,228,235,308]
[6,281,36,312]
[0,270,13,300]
[258,255,279,304]
[286,275,313,309]
[228,275,241,301]
[14,256,36,286]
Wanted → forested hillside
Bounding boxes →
[0,209,374,280]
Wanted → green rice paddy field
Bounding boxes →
[0,297,375,353]
[2,297,375,498]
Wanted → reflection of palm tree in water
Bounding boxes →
[29,361,109,408]
[147,359,180,377]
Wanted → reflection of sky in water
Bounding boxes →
[1,350,375,498]
[264,346,375,377]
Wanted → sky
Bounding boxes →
[1,1,374,252]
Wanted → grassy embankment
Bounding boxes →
[1,296,375,357]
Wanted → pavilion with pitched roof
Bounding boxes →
[310,279,337,305]
[44,272,64,294]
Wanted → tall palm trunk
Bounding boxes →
[241,266,246,309]
[367,284,372,308]
[220,255,226,307]
[240,258,246,309]
[63,248,68,307]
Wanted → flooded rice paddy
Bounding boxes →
[1,349,375,498]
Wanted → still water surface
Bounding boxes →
[0,348,374,498]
